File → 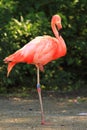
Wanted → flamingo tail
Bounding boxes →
[4,56,16,76]
[7,62,16,77]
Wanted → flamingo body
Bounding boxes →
[4,15,67,125]
[4,35,66,75]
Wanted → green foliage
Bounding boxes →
[0,0,87,93]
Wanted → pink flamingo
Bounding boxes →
[4,15,67,125]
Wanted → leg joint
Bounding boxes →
[37,84,40,88]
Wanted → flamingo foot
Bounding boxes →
[41,120,52,125]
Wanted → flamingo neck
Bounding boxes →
[51,23,59,39]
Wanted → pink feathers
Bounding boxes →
[4,15,67,76]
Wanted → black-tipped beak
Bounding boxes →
[59,29,63,36]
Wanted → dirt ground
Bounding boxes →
[0,92,87,130]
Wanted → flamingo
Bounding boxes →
[4,15,67,125]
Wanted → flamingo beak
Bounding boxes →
[56,21,62,30]
[58,23,62,30]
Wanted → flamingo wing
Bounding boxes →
[33,36,58,65]
[4,35,66,75]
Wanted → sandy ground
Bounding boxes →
[0,93,87,130]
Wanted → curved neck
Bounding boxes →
[51,22,59,39]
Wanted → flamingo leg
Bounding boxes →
[37,67,45,125]
[37,67,52,125]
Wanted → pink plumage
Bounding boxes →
[4,15,67,76]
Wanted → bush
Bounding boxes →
[0,0,87,93]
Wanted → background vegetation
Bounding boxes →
[0,0,87,94]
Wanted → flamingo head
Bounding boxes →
[51,15,62,30]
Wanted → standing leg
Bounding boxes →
[37,67,52,125]
[37,67,45,125]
